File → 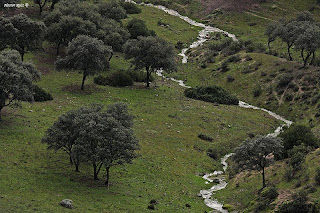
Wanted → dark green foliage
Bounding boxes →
[220,61,229,72]
[278,191,316,213]
[315,168,320,185]
[175,41,184,50]
[56,35,112,90]
[124,36,176,87]
[289,152,305,171]
[127,70,154,83]
[277,74,293,89]
[279,125,319,153]
[208,38,242,57]
[44,0,130,54]
[3,14,46,61]
[227,54,241,63]
[184,86,239,105]
[32,85,53,102]
[198,133,213,142]
[233,135,283,188]
[0,50,40,120]
[253,85,262,97]
[98,1,127,22]
[94,75,109,86]
[207,148,218,160]
[227,75,235,83]
[120,1,142,14]
[0,17,18,50]
[126,18,156,39]
[106,71,134,87]
[42,103,139,185]
[260,186,278,201]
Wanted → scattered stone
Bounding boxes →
[197,193,202,197]
[29,110,33,112]
[60,199,73,209]
[177,131,180,133]
[185,203,191,208]
[1,196,4,198]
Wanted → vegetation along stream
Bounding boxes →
[126,0,293,211]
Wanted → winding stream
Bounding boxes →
[125,1,293,212]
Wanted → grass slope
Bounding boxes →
[0,3,281,212]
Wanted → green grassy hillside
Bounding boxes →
[0,3,282,212]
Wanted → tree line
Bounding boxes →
[265,11,320,67]
[0,0,176,118]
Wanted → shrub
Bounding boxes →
[127,70,154,83]
[184,86,239,105]
[260,186,278,201]
[207,148,218,159]
[33,85,53,102]
[120,1,142,14]
[227,54,241,63]
[227,75,235,82]
[315,168,320,185]
[253,85,262,97]
[198,133,213,142]
[94,70,134,87]
[289,152,305,171]
[107,71,133,87]
[277,74,294,89]
[278,191,316,213]
[175,41,184,50]
[279,125,319,153]
[94,75,109,86]
[220,61,229,72]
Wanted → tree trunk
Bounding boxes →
[146,66,150,87]
[69,154,73,164]
[0,96,5,121]
[39,6,43,15]
[81,74,87,90]
[304,53,312,68]
[75,155,80,172]
[109,52,113,61]
[287,43,293,61]
[268,41,271,54]
[311,51,315,65]
[56,42,61,56]
[262,167,266,188]
[50,2,55,11]
[93,163,98,180]
[105,166,110,186]
[301,48,305,63]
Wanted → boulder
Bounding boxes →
[60,199,73,209]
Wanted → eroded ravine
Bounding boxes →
[125,1,293,212]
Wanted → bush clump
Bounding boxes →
[120,1,142,14]
[107,71,133,87]
[207,148,218,160]
[33,85,53,102]
[277,74,294,89]
[198,133,213,142]
[260,186,278,201]
[279,125,319,154]
[278,191,317,213]
[94,70,154,87]
[184,86,239,105]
